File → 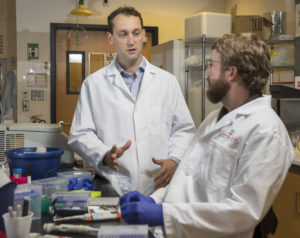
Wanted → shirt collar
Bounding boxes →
[217,93,262,121]
[115,57,146,77]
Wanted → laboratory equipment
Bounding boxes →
[0,123,74,166]
[3,211,33,238]
[57,169,92,183]
[44,223,98,236]
[32,177,69,198]
[51,192,90,217]
[88,197,119,206]
[53,211,120,222]
[98,225,148,238]
[14,183,42,220]
[88,197,120,214]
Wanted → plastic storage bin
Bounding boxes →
[51,191,90,216]
[185,12,231,41]
[5,147,64,180]
[14,183,42,220]
[32,177,69,198]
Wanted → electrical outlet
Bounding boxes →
[22,90,29,100]
[23,100,29,111]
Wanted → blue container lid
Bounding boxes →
[6,147,64,159]
[12,168,22,173]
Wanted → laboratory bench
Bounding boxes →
[30,156,300,238]
[30,175,153,238]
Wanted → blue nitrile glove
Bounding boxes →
[68,178,78,191]
[121,201,164,226]
[120,190,155,205]
[68,178,95,191]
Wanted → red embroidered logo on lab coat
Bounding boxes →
[219,129,239,143]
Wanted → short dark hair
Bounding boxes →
[107,6,143,34]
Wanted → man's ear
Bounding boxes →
[107,32,113,45]
[228,65,238,82]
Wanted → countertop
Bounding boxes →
[292,152,300,166]
[31,175,154,238]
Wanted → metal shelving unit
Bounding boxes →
[267,38,295,86]
[185,35,219,125]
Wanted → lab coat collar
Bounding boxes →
[105,61,135,101]
[197,95,271,140]
[139,58,156,91]
[104,58,156,102]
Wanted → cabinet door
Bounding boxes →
[269,172,300,238]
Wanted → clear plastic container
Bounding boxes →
[32,177,69,198]
[98,225,148,238]
[14,183,42,220]
[57,169,92,183]
[52,191,90,209]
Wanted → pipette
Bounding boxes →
[30,233,71,238]
[53,211,121,222]
[43,223,98,236]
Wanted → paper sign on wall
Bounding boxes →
[27,43,39,60]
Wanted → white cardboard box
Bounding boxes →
[185,12,231,41]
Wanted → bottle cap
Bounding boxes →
[13,168,22,173]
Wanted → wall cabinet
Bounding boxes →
[269,170,300,238]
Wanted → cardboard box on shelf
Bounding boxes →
[231,4,263,39]
[295,76,300,89]
[234,15,263,38]
[272,70,295,88]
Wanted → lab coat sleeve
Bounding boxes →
[162,127,294,238]
[151,187,168,204]
[68,80,111,169]
[167,80,195,161]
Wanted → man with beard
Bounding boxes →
[119,33,295,238]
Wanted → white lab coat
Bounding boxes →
[68,58,195,196]
[151,95,294,238]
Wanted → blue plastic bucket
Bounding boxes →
[5,147,64,180]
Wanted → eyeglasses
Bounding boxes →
[205,59,222,68]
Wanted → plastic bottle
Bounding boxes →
[12,168,22,178]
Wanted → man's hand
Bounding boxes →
[103,140,131,172]
[152,158,178,189]
[121,201,164,226]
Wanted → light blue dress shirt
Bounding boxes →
[115,57,146,100]
[114,57,180,165]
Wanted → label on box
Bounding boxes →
[295,76,300,89]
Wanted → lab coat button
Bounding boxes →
[185,169,191,176]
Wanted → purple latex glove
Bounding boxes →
[120,190,155,205]
[121,201,164,226]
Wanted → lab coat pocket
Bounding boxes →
[205,141,238,192]
[148,107,170,135]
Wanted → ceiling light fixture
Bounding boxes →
[70,0,92,16]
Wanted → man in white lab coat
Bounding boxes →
[68,7,195,196]
[120,33,295,238]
